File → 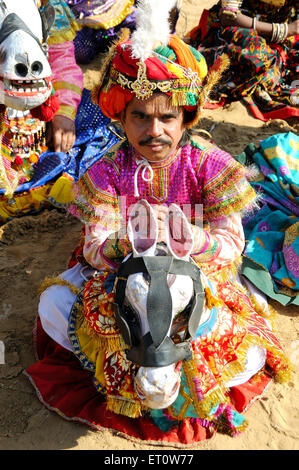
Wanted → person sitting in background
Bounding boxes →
[186,0,299,121]
[64,0,182,64]
[64,0,137,64]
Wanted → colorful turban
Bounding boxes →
[92,32,220,128]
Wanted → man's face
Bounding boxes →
[119,94,186,162]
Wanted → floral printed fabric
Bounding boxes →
[70,266,290,431]
[189,0,299,120]
[238,132,299,305]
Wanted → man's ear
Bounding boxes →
[118,109,126,127]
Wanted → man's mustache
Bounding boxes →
[138,136,172,146]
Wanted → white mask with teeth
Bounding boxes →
[0,0,54,111]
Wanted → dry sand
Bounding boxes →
[0,0,298,451]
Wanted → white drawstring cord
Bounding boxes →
[134,157,154,197]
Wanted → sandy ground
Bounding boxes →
[0,0,298,452]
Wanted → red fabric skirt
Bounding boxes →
[24,317,272,447]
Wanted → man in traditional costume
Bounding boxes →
[25,0,291,447]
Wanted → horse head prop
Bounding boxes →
[0,0,55,110]
[114,199,211,410]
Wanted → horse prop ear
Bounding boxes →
[39,3,55,43]
[127,199,158,257]
[165,204,194,260]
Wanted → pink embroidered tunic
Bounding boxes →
[46,0,83,121]
[72,137,256,276]
[49,41,83,121]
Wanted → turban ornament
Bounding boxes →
[92,0,229,127]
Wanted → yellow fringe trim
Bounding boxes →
[78,171,120,204]
[205,287,223,309]
[78,317,128,353]
[274,367,293,384]
[182,358,229,419]
[221,317,293,386]
[78,0,134,30]
[106,395,141,419]
[248,293,277,329]
[180,310,292,419]
[214,416,248,437]
[38,276,81,296]
[229,279,278,331]
[204,187,256,223]
[47,20,81,45]
[168,386,194,421]
[171,91,191,107]
[200,256,242,285]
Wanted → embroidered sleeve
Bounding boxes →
[200,147,256,221]
[70,146,121,224]
[83,222,132,271]
[49,41,84,120]
[70,143,132,270]
[191,213,245,265]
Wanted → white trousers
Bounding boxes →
[39,263,94,351]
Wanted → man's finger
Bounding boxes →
[53,129,62,152]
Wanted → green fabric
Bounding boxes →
[242,258,299,306]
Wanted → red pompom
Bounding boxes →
[14,155,24,165]
[30,93,60,122]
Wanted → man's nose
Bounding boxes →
[146,118,162,137]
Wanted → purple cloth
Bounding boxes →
[73,12,136,63]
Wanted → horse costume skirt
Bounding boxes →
[24,262,291,446]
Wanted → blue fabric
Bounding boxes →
[64,88,120,180]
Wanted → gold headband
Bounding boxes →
[107,61,203,105]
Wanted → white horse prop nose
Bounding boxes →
[134,364,181,409]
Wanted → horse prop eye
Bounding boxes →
[117,303,142,348]
[123,304,138,325]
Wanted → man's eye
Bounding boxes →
[162,115,175,121]
[133,114,146,120]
